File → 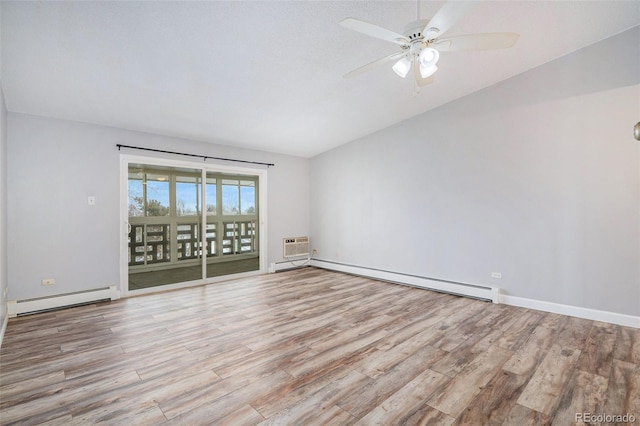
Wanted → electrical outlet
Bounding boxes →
[312,248,318,256]
[41,278,55,286]
[491,272,502,279]
[87,196,96,206]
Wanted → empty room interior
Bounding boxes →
[0,1,639,424]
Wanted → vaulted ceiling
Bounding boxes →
[2,1,639,157]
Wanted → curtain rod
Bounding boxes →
[116,144,275,167]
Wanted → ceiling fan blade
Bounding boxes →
[422,2,478,39]
[343,52,405,79]
[340,18,409,46]
[434,32,520,52]
[413,58,435,87]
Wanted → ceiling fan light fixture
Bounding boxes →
[418,47,440,78]
[419,47,440,66]
[419,64,438,78]
[392,57,412,78]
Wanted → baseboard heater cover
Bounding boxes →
[310,259,500,303]
[269,258,311,273]
[7,286,120,317]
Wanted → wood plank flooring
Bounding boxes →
[1,268,638,425]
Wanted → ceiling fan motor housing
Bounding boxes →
[404,19,438,42]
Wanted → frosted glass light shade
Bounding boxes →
[392,57,412,78]
[418,47,440,78]
[419,48,439,65]
[419,64,438,78]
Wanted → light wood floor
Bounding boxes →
[1,268,638,425]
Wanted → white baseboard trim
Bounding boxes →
[500,295,640,329]
[7,286,121,317]
[0,313,8,349]
[269,258,311,273]
[310,259,500,303]
[310,259,639,328]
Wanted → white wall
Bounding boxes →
[0,82,8,324]
[7,114,309,301]
[310,27,640,317]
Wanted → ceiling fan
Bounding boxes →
[340,1,519,89]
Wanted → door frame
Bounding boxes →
[119,154,268,297]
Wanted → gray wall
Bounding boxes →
[7,113,309,301]
[0,83,7,323]
[310,27,640,316]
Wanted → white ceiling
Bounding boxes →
[2,1,639,158]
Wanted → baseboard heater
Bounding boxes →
[269,259,311,273]
[7,286,120,317]
[310,259,500,303]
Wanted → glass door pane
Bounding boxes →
[127,165,202,290]
[206,173,259,278]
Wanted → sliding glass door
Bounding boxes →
[125,161,261,292]
[205,173,259,279]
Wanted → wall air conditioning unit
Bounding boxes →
[283,236,309,258]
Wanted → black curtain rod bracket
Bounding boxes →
[116,144,275,167]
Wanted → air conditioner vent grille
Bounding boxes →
[283,237,309,258]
